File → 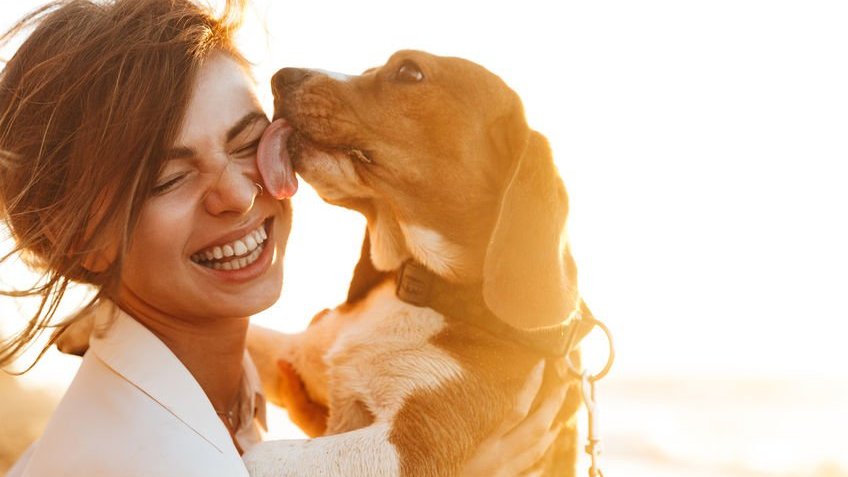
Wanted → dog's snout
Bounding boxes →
[272,68,313,94]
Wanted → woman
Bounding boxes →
[0,0,565,475]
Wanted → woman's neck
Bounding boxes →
[115,285,249,420]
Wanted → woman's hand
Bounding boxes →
[461,361,568,477]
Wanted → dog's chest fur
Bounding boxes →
[310,280,466,433]
[297,278,577,477]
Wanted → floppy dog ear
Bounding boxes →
[483,130,577,329]
[346,229,392,305]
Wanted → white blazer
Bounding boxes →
[8,306,266,477]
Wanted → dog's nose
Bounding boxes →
[272,68,314,94]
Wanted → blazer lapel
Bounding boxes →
[88,303,238,456]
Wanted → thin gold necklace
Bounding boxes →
[216,407,239,430]
[214,372,244,431]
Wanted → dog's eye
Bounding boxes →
[395,61,424,83]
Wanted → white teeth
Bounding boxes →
[245,235,258,252]
[191,222,268,268]
[193,243,265,271]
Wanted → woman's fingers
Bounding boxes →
[503,374,569,443]
[503,423,564,476]
[53,305,99,356]
[492,360,545,437]
[517,469,544,477]
[495,370,570,476]
[461,360,572,477]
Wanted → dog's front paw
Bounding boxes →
[276,359,329,437]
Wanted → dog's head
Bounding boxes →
[264,50,577,329]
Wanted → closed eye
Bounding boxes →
[152,173,187,195]
[232,138,261,158]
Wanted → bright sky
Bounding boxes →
[2,0,847,391]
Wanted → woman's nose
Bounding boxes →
[203,162,260,217]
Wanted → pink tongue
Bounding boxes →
[257,119,298,199]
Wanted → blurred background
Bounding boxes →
[2,1,847,475]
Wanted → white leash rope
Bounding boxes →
[567,317,615,477]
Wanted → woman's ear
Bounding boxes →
[74,222,119,274]
[40,189,119,274]
[44,218,117,274]
[482,131,578,329]
[80,247,116,273]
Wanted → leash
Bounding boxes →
[567,316,615,477]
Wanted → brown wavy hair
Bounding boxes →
[0,0,247,369]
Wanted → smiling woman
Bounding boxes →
[0,0,284,474]
[116,52,287,324]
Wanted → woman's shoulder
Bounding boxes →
[14,352,248,477]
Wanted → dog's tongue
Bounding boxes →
[257,119,298,199]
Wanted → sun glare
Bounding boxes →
[2,0,847,475]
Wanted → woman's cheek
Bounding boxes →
[272,199,293,264]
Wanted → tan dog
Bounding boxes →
[244,50,593,476]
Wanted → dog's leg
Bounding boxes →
[275,360,329,437]
[247,311,345,411]
[325,393,375,435]
[246,325,306,407]
[242,423,400,477]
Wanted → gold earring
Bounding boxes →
[254,182,264,196]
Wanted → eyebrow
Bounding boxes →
[226,111,268,142]
[165,111,269,160]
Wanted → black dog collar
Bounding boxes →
[395,260,592,358]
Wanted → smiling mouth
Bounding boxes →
[190,220,269,271]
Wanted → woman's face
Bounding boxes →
[119,52,291,320]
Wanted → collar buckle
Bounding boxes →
[395,260,433,307]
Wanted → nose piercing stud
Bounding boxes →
[254,182,264,196]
